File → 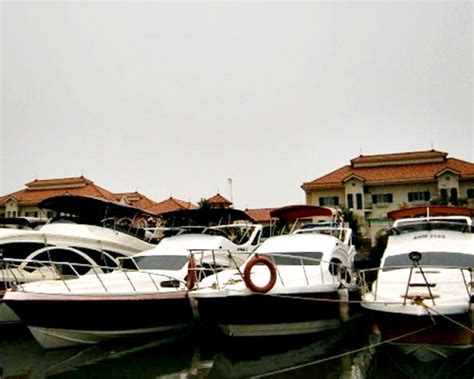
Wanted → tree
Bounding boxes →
[197,198,211,210]
[339,206,364,250]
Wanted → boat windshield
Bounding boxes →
[383,252,474,269]
[265,252,323,266]
[393,221,470,234]
[132,255,189,270]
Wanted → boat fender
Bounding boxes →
[186,255,197,290]
[243,255,277,294]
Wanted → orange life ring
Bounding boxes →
[186,255,197,290]
[243,255,277,293]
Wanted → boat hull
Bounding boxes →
[196,289,359,337]
[368,310,474,355]
[4,292,195,348]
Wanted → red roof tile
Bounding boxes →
[351,150,448,167]
[0,176,117,206]
[244,208,277,223]
[115,192,158,210]
[207,193,232,206]
[302,154,474,190]
[147,197,198,214]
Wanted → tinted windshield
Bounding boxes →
[133,255,188,270]
[383,252,474,268]
[266,252,323,266]
[394,221,470,234]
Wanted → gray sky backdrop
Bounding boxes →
[1,1,473,209]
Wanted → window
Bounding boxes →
[408,191,430,202]
[347,194,354,209]
[319,196,339,206]
[371,193,393,204]
[440,188,448,204]
[356,193,363,209]
[268,252,323,266]
[467,189,474,199]
[383,252,474,269]
[450,188,458,203]
[133,255,188,270]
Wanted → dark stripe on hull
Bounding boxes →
[4,296,194,331]
[366,310,473,345]
[197,290,359,329]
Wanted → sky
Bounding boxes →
[1,1,472,210]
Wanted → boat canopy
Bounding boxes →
[387,205,473,221]
[270,205,338,223]
[159,208,255,227]
[39,195,158,224]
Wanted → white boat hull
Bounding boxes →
[29,324,190,349]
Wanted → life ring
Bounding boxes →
[243,255,277,293]
[186,255,197,290]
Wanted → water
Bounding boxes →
[0,322,473,379]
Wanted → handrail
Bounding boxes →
[0,257,188,294]
[358,265,473,303]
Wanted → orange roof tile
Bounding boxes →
[207,193,232,206]
[147,197,198,215]
[351,150,447,167]
[115,191,158,210]
[302,155,474,190]
[244,208,277,223]
[0,176,117,206]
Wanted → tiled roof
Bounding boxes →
[147,197,198,215]
[115,191,158,210]
[351,150,448,167]
[244,208,277,223]
[25,176,93,188]
[0,176,117,206]
[302,155,474,190]
[207,193,232,205]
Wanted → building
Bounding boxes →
[207,193,233,209]
[0,176,195,219]
[301,150,474,242]
[0,176,118,219]
[147,197,197,215]
[115,191,159,210]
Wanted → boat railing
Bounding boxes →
[0,257,190,294]
[266,253,353,288]
[187,249,353,290]
[293,226,353,246]
[0,257,114,293]
[357,264,473,304]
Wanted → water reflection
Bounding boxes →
[0,324,473,379]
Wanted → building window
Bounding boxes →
[371,193,393,204]
[440,188,448,204]
[356,193,363,209]
[467,189,474,199]
[347,194,354,209]
[408,191,430,202]
[450,188,458,204]
[319,196,339,206]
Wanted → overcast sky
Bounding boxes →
[1,1,472,209]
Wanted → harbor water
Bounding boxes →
[1,319,473,379]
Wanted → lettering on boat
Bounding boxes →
[413,234,446,240]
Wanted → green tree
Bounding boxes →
[197,198,211,210]
[339,206,364,250]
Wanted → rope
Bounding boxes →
[221,286,404,305]
[423,303,474,334]
[252,324,434,378]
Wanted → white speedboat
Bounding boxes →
[191,206,359,338]
[360,206,474,361]
[0,195,159,324]
[3,215,263,349]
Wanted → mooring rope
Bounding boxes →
[252,324,435,378]
[423,303,474,333]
